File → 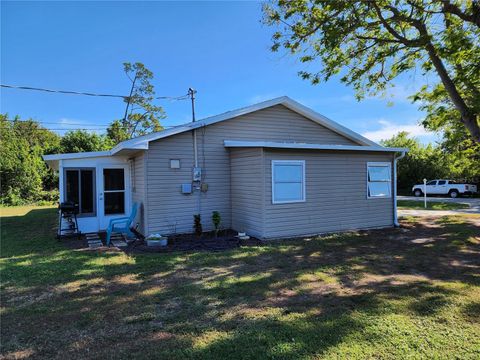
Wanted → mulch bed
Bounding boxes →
[58,229,262,253]
[126,229,262,253]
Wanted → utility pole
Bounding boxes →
[188,88,199,168]
[188,87,196,122]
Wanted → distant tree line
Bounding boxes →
[381,131,480,194]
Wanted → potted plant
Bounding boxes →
[145,234,167,247]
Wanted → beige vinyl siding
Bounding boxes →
[230,148,264,238]
[207,104,357,145]
[131,152,146,232]
[145,104,367,236]
[263,150,394,239]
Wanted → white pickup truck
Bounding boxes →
[412,180,477,198]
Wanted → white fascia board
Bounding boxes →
[224,140,408,153]
[42,150,112,161]
[109,96,380,153]
[110,125,191,154]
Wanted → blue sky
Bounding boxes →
[1,1,437,143]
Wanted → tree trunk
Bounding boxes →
[424,43,480,143]
[462,113,480,142]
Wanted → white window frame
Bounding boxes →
[271,160,306,204]
[366,162,392,199]
[103,168,127,215]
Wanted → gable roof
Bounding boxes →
[44,96,396,166]
[109,96,380,155]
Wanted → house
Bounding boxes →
[43,96,407,239]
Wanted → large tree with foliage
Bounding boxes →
[264,0,480,142]
[0,115,61,204]
[60,130,113,153]
[107,62,165,143]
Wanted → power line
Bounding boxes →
[1,83,190,101]
[1,84,126,98]
[1,118,178,131]
[1,118,111,127]
[156,94,190,100]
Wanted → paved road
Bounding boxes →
[398,195,480,215]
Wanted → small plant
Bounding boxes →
[212,211,221,237]
[193,214,203,237]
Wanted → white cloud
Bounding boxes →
[55,118,104,134]
[58,118,80,128]
[247,93,283,104]
[362,118,433,142]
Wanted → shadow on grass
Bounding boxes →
[1,210,479,358]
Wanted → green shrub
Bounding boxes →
[212,211,221,237]
[193,214,203,236]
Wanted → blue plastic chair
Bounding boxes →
[106,203,138,246]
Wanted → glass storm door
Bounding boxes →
[98,166,130,230]
[102,168,126,215]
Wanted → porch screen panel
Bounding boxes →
[65,170,79,205]
[104,169,125,215]
[64,168,95,216]
[80,170,94,214]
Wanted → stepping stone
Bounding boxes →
[88,243,103,249]
[88,240,104,248]
[111,240,128,247]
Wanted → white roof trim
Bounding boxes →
[110,96,379,154]
[224,140,408,153]
[43,150,112,161]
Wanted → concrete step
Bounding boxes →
[111,240,128,247]
[87,239,103,247]
[88,240,104,248]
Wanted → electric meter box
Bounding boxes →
[193,167,202,182]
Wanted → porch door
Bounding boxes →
[64,168,96,216]
[98,166,129,229]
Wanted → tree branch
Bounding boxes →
[369,2,423,46]
[441,0,480,28]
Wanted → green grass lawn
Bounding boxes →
[397,199,471,210]
[1,206,480,359]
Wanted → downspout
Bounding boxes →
[393,151,406,227]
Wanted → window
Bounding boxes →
[367,162,391,198]
[426,180,437,186]
[272,160,305,204]
[64,168,96,216]
[437,180,446,185]
[103,168,125,215]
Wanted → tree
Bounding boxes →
[60,130,114,153]
[0,115,61,205]
[264,0,480,142]
[107,62,165,142]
